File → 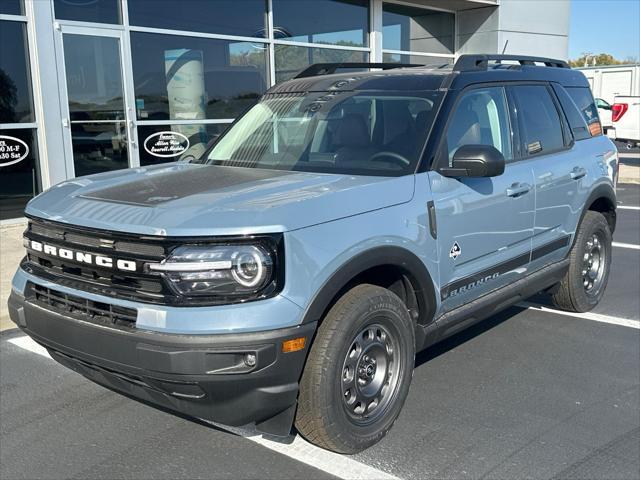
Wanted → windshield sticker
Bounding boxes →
[144,131,190,158]
[0,135,29,168]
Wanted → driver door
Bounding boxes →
[427,86,536,313]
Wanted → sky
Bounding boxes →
[569,0,640,61]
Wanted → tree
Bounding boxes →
[569,53,637,68]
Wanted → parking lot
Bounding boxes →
[1,184,638,480]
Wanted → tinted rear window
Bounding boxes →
[552,84,590,141]
[512,85,565,156]
[567,87,602,136]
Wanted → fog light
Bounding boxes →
[244,353,257,367]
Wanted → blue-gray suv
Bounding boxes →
[9,55,618,453]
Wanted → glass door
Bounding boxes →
[56,26,137,178]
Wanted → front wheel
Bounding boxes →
[551,211,612,312]
[295,284,415,454]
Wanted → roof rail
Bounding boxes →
[453,54,570,72]
[293,62,424,79]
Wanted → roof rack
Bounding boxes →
[453,54,570,72]
[293,62,424,79]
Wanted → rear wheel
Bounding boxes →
[551,211,612,312]
[295,284,415,454]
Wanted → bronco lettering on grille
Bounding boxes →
[29,240,137,272]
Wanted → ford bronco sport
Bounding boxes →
[9,54,618,454]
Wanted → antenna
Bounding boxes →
[501,40,509,55]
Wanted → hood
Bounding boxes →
[26,163,415,236]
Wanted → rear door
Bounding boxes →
[511,84,582,268]
[428,86,535,313]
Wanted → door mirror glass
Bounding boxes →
[440,144,505,177]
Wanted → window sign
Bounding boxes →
[0,135,29,167]
[143,131,190,158]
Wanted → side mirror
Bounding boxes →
[440,144,505,178]
[596,99,611,110]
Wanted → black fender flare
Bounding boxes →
[300,246,437,327]
[577,183,617,235]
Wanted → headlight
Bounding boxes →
[147,241,280,301]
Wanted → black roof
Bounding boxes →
[267,55,590,94]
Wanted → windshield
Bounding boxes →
[198,90,443,176]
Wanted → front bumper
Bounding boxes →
[8,290,316,435]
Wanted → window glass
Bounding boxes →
[0,21,34,123]
[0,0,22,15]
[0,128,41,220]
[200,91,443,177]
[513,85,564,155]
[446,87,512,162]
[128,0,267,38]
[53,0,121,24]
[63,34,124,121]
[131,33,268,121]
[383,52,451,67]
[567,86,602,135]
[273,0,368,47]
[71,122,128,177]
[275,45,368,83]
[383,3,454,55]
[551,84,590,141]
[138,123,230,166]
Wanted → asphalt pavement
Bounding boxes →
[1,186,639,480]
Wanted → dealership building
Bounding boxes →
[0,0,571,220]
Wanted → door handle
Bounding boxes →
[570,167,587,180]
[506,182,531,197]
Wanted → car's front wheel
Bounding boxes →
[295,284,415,454]
[552,211,612,312]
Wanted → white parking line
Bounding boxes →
[618,206,640,210]
[613,242,640,250]
[8,336,51,358]
[6,335,400,480]
[518,302,640,329]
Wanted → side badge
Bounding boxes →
[449,241,461,260]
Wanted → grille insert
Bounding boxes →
[28,283,137,327]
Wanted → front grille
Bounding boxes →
[23,217,175,305]
[28,283,137,328]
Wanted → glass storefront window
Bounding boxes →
[138,123,230,166]
[0,0,22,15]
[53,0,121,24]
[383,53,452,67]
[63,34,125,121]
[71,122,128,177]
[129,0,267,38]
[0,128,41,220]
[274,45,368,83]
[131,32,268,121]
[383,3,455,55]
[0,21,34,123]
[273,0,368,47]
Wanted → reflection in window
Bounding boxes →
[383,53,452,67]
[383,3,454,55]
[273,0,368,47]
[128,0,267,38]
[72,122,128,177]
[0,0,22,15]
[138,123,229,166]
[0,128,41,220]
[275,45,368,83]
[0,21,34,123]
[63,34,125,121]
[131,33,268,121]
[53,0,121,24]
[446,87,512,162]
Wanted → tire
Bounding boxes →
[552,211,612,312]
[295,284,415,454]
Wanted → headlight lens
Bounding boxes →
[148,243,276,299]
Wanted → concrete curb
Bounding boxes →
[619,164,640,185]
